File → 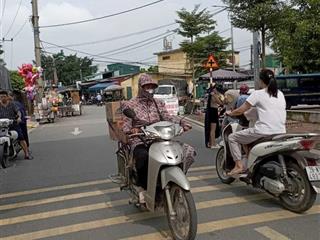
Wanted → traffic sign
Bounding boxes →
[205,54,219,69]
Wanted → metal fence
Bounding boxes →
[0,65,12,90]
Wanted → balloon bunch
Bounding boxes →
[18,64,43,100]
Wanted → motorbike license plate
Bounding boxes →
[306,166,320,181]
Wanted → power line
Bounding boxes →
[218,28,231,34]
[41,40,184,71]
[12,17,29,39]
[41,30,174,59]
[97,30,176,56]
[4,0,22,37]
[39,0,165,28]
[105,34,174,56]
[45,22,177,49]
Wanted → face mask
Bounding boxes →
[146,89,155,94]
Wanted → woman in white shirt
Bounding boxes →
[226,69,286,175]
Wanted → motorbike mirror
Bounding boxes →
[123,108,136,119]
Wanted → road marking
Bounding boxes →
[0,182,243,226]
[71,127,82,136]
[123,205,320,240]
[188,165,215,172]
[0,179,112,199]
[0,174,219,211]
[255,226,291,240]
[0,165,216,199]
[0,193,273,240]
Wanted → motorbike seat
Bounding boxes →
[247,135,278,149]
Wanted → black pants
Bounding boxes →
[133,145,149,189]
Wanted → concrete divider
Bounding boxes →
[287,110,320,123]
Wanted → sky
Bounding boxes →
[1,0,256,72]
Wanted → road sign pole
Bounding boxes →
[210,68,213,85]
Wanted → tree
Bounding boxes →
[223,0,284,66]
[10,70,25,90]
[180,33,230,78]
[176,5,217,100]
[271,0,320,73]
[147,65,158,73]
[41,51,98,86]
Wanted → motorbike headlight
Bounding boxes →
[154,124,176,140]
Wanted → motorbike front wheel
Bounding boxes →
[279,162,317,213]
[0,144,10,168]
[165,184,197,240]
[216,147,235,184]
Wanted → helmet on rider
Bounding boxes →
[239,84,249,94]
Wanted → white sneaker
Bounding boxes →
[139,190,146,204]
[210,144,220,149]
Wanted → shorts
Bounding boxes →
[10,124,24,141]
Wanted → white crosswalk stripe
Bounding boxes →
[0,165,318,240]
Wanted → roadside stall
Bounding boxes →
[58,88,82,116]
[34,87,62,123]
[103,85,125,102]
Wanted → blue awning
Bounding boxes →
[88,82,115,92]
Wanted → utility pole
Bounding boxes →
[253,31,260,90]
[231,24,235,72]
[31,0,43,95]
[250,44,253,70]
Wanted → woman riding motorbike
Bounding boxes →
[226,69,286,175]
[122,74,195,191]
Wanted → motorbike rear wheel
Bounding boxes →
[216,147,235,184]
[279,162,316,213]
[165,184,197,240]
[0,144,10,168]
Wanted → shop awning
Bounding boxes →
[88,82,115,92]
[199,69,249,81]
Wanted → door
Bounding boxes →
[126,86,132,100]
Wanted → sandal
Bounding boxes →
[227,167,245,176]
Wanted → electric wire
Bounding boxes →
[45,22,177,49]
[39,0,165,28]
[4,0,22,37]
[12,16,29,38]
[98,31,176,56]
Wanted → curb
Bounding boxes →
[185,117,204,127]
[27,121,40,134]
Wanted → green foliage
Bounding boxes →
[176,5,229,78]
[181,33,230,77]
[9,70,24,90]
[176,5,216,42]
[41,50,98,86]
[271,0,320,72]
[223,0,284,64]
[147,65,159,73]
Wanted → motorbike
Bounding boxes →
[0,119,22,168]
[216,119,320,213]
[110,108,197,240]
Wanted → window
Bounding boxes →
[299,77,318,88]
[162,56,170,60]
[286,78,299,88]
[276,79,286,88]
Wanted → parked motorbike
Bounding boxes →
[110,108,197,240]
[0,119,22,168]
[216,120,320,213]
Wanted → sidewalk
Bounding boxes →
[186,113,320,151]
[186,113,320,133]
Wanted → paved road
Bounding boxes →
[0,106,319,240]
